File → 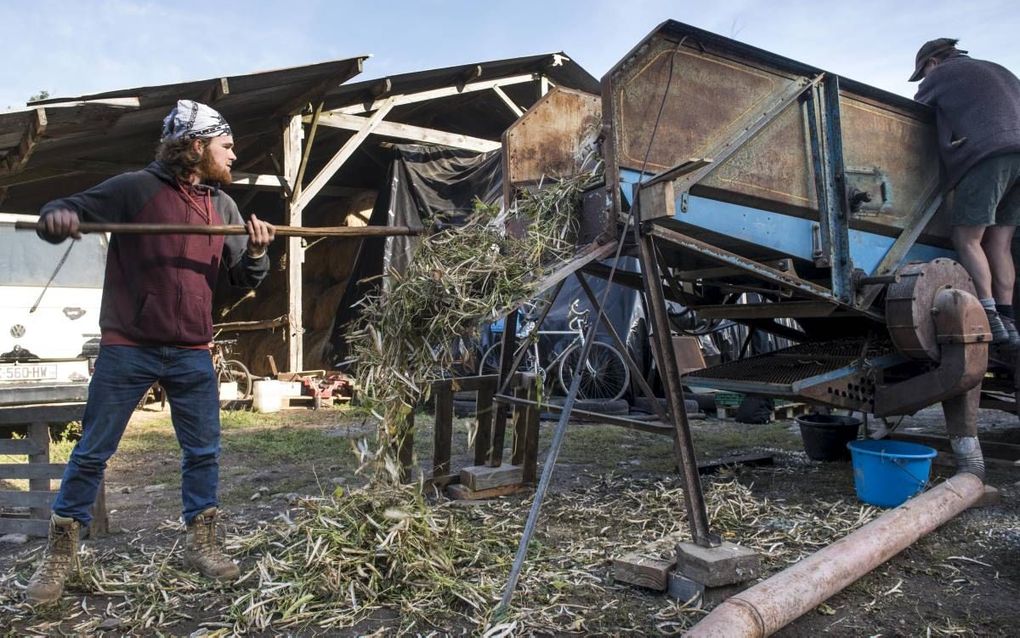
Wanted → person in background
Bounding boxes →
[911,38,1020,346]
[25,100,275,604]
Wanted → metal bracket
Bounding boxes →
[845,166,893,215]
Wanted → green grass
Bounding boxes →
[694,420,802,458]
[546,419,803,473]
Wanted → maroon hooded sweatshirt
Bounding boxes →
[39,161,269,347]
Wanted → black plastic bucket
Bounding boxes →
[796,414,861,462]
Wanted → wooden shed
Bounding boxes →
[0,53,598,375]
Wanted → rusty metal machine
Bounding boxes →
[497,20,1015,552]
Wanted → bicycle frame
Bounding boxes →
[485,299,629,400]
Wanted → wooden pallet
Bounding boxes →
[0,403,108,537]
[715,399,812,421]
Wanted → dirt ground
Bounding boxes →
[1,400,1018,636]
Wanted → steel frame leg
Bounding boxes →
[637,224,719,547]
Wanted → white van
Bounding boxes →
[0,213,106,406]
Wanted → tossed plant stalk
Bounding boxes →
[348,164,602,482]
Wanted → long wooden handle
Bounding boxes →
[15,221,421,238]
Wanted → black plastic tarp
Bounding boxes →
[330,143,641,395]
[330,144,503,364]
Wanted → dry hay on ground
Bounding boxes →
[1,472,883,635]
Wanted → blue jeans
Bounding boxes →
[53,345,221,525]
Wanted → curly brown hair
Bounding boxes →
[155,138,209,182]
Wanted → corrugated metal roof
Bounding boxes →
[0,51,598,214]
[328,52,598,108]
[0,57,367,200]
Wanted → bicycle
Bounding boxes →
[481,300,630,401]
[212,339,253,401]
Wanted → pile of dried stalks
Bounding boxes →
[2,471,885,635]
[348,166,601,481]
[227,484,516,633]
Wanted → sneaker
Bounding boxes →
[985,309,1011,344]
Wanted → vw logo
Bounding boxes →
[10,324,26,338]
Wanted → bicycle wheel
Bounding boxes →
[558,341,630,401]
[481,344,502,375]
[481,343,542,378]
[218,359,253,400]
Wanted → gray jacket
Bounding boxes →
[914,53,1020,190]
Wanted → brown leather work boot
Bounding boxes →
[26,514,80,604]
[183,507,239,581]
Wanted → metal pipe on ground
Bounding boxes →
[686,472,984,637]
[14,221,421,238]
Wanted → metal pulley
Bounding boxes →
[885,259,988,362]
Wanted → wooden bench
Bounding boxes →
[0,403,108,538]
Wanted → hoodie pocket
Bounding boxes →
[179,291,213,343]
[133,291,176,342]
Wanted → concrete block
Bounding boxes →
[460,464,524,491]
[676,541,761,588]
[667,571,748,606]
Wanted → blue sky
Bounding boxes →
[1,0,1017,111]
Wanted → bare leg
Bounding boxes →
[952,225,992,299]
[982,225,1017,304]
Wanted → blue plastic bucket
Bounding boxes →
[847,440,937,508]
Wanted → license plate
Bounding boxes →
[0,364,58,381]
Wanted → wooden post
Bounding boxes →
[398,413,414,483]
[283,114,304,372]
[511,373,537,466]
[474,378,495,467]
[488,313,518,467]
[432,382,453,479]
[90,479,109,537]
[27,423,49,521]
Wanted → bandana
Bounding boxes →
[160,99,232,142]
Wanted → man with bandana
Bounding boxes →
[25,100,274,604]
[911,38,1020,346]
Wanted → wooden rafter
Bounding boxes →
[199,78,230,104]
[309,112,500,153]
[334,74,535,115]
[1,108,47,177]
[491,85,524,117]
[275,77,345,118]
[296,97,395,212]
[31,97,139,109]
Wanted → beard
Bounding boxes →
[198,149,232,184]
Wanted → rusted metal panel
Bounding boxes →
[504,87,601,186]
[604,21,946,243]
[840,95,945,238]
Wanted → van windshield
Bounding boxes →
[0,227,107,288]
